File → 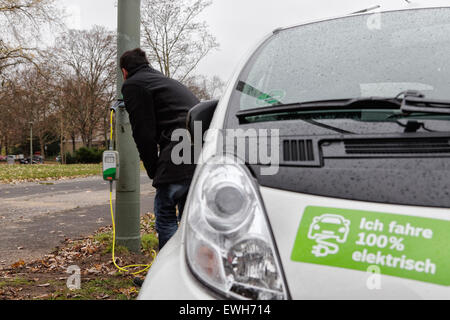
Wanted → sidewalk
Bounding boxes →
[0,174,155,267]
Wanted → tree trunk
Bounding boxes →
[38,132,45,159]
[60,115,65,164]
[71,134,76,153]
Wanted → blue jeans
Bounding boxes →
[154,180,191,250]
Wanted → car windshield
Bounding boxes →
[232,7,450,120]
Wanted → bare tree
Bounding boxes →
[185,74,225,100]
[141,0,219,82]
[16,67,58,158]
[0,0,62,76]
[0,0,63,155]
[0,65,56,157]
[0,79,18,154]
[53,26,116,148]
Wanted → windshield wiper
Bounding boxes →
[384,90,450,119]
[236,96,403,134]
[236,88,450,134]
[395,120,435,133]
[400,95,450,115]
[303,119,354,134]
[236,96,401,122]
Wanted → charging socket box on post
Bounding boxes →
[103,151,120,181]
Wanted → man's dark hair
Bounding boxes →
[120,48,149,72]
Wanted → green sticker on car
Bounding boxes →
[291,206,450,286]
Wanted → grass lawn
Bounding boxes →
[0,164,102,183]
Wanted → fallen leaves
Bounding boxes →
[115,287,138,296]
[0,213,157,300]
[37,283,50,287]
[10,260,25,269]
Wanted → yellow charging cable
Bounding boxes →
[109,190,155,275]
[110,110,114,142]
[108,109,157,275]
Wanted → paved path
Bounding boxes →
[0,174,156,267]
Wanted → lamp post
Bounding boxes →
[29,121,33,165]
[115,0,141,252]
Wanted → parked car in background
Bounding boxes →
[20,155,44,164]
[0,155,6,162]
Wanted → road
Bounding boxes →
[0,174,156,268]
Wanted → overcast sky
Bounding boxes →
[59,0,449,83]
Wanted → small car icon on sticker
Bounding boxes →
[307,214,351,257]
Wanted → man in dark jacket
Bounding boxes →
[120,48,199,250]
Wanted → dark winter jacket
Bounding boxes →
[121,64,199,187]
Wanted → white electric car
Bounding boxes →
[138,6,450,300]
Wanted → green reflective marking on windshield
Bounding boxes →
[256,89,286,106]
[291,206,450,286]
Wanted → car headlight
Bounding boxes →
[185,154,288,300]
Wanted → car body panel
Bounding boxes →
[260,186,450,299]
[139,183,450,300]
[138,227,216,300]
